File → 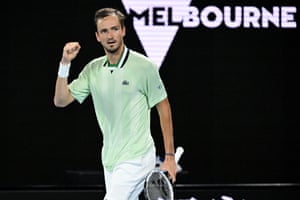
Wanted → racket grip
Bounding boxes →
[175,146,184,164]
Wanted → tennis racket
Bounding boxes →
[144,146,184,200]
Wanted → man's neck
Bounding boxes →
[106,44,124,65]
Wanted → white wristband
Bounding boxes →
[58,62,71,78]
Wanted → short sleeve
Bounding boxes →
[68,65,90,104]
[145,63,167,108]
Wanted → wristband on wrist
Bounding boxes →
[58,62,71,78]
[165,153,175,156]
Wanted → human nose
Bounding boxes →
[107,30,114,39]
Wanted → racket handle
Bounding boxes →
[175,146,184,164]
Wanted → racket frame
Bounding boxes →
[144,168,174,200]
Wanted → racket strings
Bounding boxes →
[147,172,171,199]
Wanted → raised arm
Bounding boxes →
[53,42,81,107]
[156,97,177,183]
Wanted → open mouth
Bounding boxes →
[107,40,116,45]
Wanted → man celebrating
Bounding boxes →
[54,7,177,200]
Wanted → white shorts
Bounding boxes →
[103,146,156,200]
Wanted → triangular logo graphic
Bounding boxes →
[121,0,192,69]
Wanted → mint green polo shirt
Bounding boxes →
[68,47,167,171]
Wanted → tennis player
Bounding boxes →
[53,7,177,200]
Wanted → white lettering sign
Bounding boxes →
[121,0,297,68]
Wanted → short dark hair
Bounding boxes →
[94,8,126,28]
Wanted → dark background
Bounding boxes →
[4,0,300,188]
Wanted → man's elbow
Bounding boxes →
[53,97,69,107]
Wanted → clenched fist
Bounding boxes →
[61,42,81,64]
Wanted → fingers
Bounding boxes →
[61,42,81,64]
[169,171,176,183]
[64,42,81,54]
[66,46,80,54]
[161,165,177,183]
[160,156,177,183]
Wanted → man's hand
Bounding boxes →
[160,156,177,183]
[61,42,81,64]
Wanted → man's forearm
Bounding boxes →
[157,98,175,155]
[54,77,73,107]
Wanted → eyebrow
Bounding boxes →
[99,25,120,32]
